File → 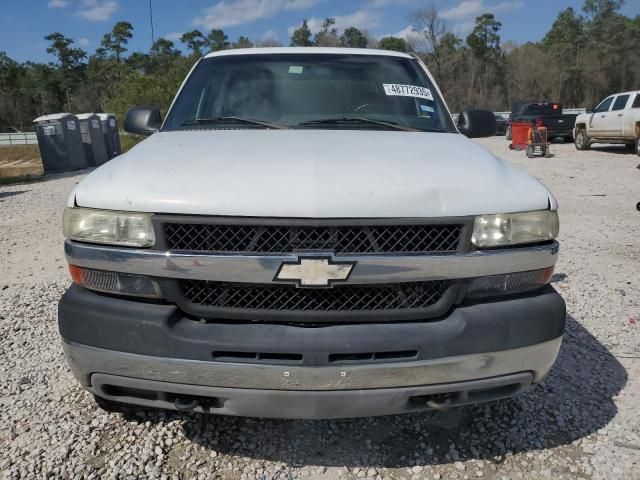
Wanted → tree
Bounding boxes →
[44,33,86,110]
[151,38,180,57]
[290,20,313,46]
[207,29,229,51]
[542,8,585,105]
[507,43,558,103]
[378,37,407,52]
[255,38,283,47]
[314,17,340,46]
[100,21,133,63]
[340,27,368,48]
[543,8,584,54]
[233,36,254,49]
[6,4,640,135]
[126,51,152,72]
[464,14,505,109]
[582,0,625,20]
[580,0,633,97]
[45,33,86,70]
[466,14,502,60]
[181,29,208,57]
[410,5,446,79]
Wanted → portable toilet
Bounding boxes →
[33,113,88,173]
[96,113,121,159]
[76,113,109,166]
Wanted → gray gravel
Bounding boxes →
[1,138,639,479]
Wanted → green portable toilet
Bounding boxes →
[96,113,121,159]
[33,113,88,173]
[76,113,109,166]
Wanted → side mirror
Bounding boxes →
[586,105,595,114]
[457,108,497,138]
[124,106,161,136]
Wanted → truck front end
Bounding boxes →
[58,48,565,419]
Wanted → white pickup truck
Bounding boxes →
[58,48,565,419]
[574,90,640,155]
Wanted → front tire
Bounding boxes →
[635,135,640,156]
[575,129,590,150]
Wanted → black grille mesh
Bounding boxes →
[164,223,463,254]
[179,280,451,312]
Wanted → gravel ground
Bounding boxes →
[1,137,639,480]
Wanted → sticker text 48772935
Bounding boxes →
[383,84,434,101]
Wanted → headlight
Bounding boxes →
[63,207,155,247]
[472,210,559,248]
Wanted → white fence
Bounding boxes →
[0,132,38,146]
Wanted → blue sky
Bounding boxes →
[1,0,639,62]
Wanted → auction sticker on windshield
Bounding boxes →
[383,84,434,101]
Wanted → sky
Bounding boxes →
[1,0,639,63]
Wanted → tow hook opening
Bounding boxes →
[409,381,526,410]
[100,383,223,412]
[410,392,457,411]
[174,396,200,411]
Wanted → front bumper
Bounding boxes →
[59,285,565,418]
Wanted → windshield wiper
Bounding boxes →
[297,117,420,132]
[180,116,288,130]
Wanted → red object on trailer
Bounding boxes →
[509,122,531,150]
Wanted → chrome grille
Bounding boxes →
[163,223,463,254]
[179,280,451,313]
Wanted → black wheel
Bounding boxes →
[575,129,590,150]
[505,125,512,141]
[635,135,640,156]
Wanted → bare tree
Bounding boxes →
[409,4,446,79]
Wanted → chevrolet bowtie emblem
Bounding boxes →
[275,257,355,288]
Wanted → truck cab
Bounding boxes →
[58,48,565,419]
[574,91,640,154]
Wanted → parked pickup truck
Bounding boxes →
[574,90,640,155]
[58,47,565,419]
[506,101,577,142]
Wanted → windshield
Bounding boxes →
[162,53,455,133]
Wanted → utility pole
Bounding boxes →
[149,0,155,47]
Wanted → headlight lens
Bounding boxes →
[63,207,155,247]
[472,210,559,248]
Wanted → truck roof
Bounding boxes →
[33,113,73,122]
[203,47,413,60]
[610,90,640,96]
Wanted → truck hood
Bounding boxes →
[71,130,553,218]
